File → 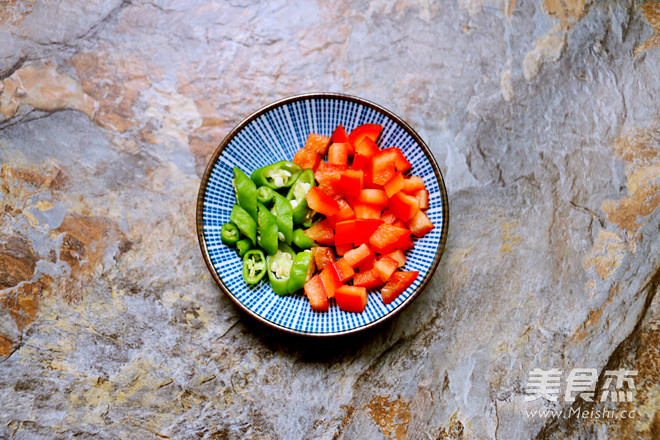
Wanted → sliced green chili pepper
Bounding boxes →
[301,210,323,229]
[221,222,240,246]
[236,238,252,257]
[287,250,316,294]
[234,167,258,220]
[271,193,293,245]
[257,186,275,205]
[251,161,302,190]
[230,204,257,246]
[287,168,315,224]
[242,249,266,284]
[292,228,317,249]
[266,243,296,296]
[257,203,279,256]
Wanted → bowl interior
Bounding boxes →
[197,94,448,336]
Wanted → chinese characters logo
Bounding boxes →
[525,368,637,402]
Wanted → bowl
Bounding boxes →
[196,93,449,336]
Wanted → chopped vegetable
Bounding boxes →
[221,222,240,246]
[220,122,435,313]
[242,249,267,284]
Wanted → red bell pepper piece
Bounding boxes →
[394,234,414,252]
[304,275,328,311]
[334,242,353,256]
[358,189,388,207]
[351,154,373,187]
[407,210,435,237]
[311,246,335,271]
[336,169,364,197]
[292,148,321,170]
[332,258,355,283]
[335,285,368,313]
[305,187,340,216]
[383,172,405,198]
[358,255,376,271]
[319,264,342,298]
[353,219,383,246]
[304,133,331,155]
[348,123,382,149]
[334,219,356,246]
[328,142,350,166]
[343,243,374,268]
[332,124,349,140]
[325,198,356,227]
[304,219,335,246]
[353,203,381,220]
[369,223,411,254]
[380,210,397,225]
[381,271,418,305]
[354,137,380,158]
[373,255,399,282]
[392,147,412,173]
[393,219,407,229]
[314,161,347,197]
[389,191,420,222]
[353,270,383,289]
[415,189,429,210]
[372,148,397,186]
[386,249,407,268]
[403,176,426,193]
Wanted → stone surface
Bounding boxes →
[0,0,658,439]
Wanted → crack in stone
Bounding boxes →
[535,264,660,439]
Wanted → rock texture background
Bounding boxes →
[0,0,658,439]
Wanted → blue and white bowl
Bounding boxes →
[196,93,449,336]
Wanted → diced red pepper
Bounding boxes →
[311,246,335,271]
[358,189,388,207]
[305,186,340,216]
[328,142,350,166]
[369,223,411,254]
[335,285,368,313]
[343,243,374,268]
[392,147,412,173]
[353,219,383,246]
[407,210,435,237]
[304,133,331,155]
[358,254,376,271]
[353,270,383,289]
[336,169,364,197]
[403,176,426,193]
[332,124,350,145]
[354,137,380,157]
[372,149,397,186]
[393,219,407,229]
[394,234,414,252]
[292,148,321,170]
[383,172,405,198]
[373,255,399,282]
[386,249,406,267]
[325,198,356,227]
[315,161,347,197]
[335,242,353,256]
[351,154,373,187]
[332,258,355,283]
[389,191,420,222]
[380,210,397,225]
[304,219,335,246]
[348,123,382,150]
[353,203,381,220]
[334,220,356,246]
[304,275,328,311]
[415,189,429,210]
[381,271,418,305]
[319,264,342,298]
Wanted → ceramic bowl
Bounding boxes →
[196,93,448,336]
